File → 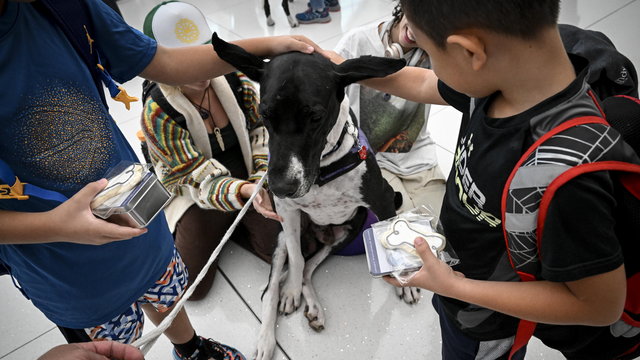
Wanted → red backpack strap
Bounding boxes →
[502,116,607,278]
[509,161,640,360]
[503,116,611,360]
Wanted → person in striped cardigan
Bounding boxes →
[141,72,282,300]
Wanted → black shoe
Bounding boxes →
[172,336,246,360]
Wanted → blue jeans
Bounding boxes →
[309,0,324,10]
[432,295,527,360]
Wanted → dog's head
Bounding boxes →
[211,33,405,198]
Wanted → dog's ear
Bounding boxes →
[334,56,406,87]
[211,32,265,81]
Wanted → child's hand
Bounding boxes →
[319,49,346,65]
[47,179,147,245]
[268,35,320,56]
[38,341,144,360]
[383,236,465,295]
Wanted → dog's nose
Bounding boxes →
[270,177,302,198]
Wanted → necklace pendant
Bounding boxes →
[214,127,225,151]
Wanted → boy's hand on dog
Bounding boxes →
[241,183,283,222]
[269,35,320,56]
[46,179,147,245]
[383,237,464,296]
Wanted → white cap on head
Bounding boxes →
[143,1,212,47]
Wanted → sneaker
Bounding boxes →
[306,0,340,12]
[172,337,246,360]
[295,7,331,24]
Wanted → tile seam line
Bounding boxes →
[436,143,454,155]
[584,0,637,29]
[218,267,292,360]
[0,326,57,359]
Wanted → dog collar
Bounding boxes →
[316,110,373,187]
[321,109,368,161]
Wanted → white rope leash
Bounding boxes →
[132,173,268,355]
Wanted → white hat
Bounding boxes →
[143,1,212,47]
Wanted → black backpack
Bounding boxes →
[502,26,640,359]
[502,93,640,359]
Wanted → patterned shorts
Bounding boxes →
[84,248,188,344]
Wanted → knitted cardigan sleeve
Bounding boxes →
[142,98,248,212]
[237,73,270,185]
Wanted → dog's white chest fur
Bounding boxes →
[276,162,367,226]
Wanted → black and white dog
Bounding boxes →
[211,33,419,360]
[263,0,298,27]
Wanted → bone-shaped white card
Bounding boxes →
[91,163,146,209]
[381,219,445,257]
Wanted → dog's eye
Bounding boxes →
[310,110,326,124]
[303,105,326,124]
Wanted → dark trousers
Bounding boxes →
[174,204,281,300]
[432,294,526,360]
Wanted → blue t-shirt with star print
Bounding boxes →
[0,0,174,328]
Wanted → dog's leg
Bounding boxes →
[281,0,299,27]
[301,244,333,331]
[364,160,423,304]
[276,204,304,315]
[255,232,287,360]
[264,0,275,26]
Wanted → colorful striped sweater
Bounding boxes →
[141,73,268,231]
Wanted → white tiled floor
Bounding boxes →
[1,1,639,359]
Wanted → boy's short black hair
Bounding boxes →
[400,0,560,48]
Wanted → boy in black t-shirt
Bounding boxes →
[322,0,640,359]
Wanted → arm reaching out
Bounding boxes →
[363,66,447,105]
[385,236,626,327]
[142,35,320,86]
[0,179,147,245]
[321,49,447,105]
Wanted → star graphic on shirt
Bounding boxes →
[114,87,139,110]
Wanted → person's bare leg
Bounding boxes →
[141,304,194,344]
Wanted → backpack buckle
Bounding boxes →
[0,177,29,200]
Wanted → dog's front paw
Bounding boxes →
[302,282,325,331]
[395,286,421,304]
[304,302,325,331]
[287,15,299,27]
[278,285,302,315]
[266,15,275,26]
[255,329,277,360]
